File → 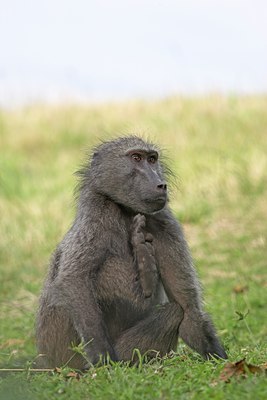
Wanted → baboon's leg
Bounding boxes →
[36,303,86,369]
[114,303,184,361]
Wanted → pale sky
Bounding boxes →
[0,0,267,106]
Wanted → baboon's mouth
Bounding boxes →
[145,196,166,203]
[144,196,167,210]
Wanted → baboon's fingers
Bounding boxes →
[145,233,153,243]
[132,214,146,231]
[144,242,155,257]
[143,289,152,298]
[132,232,146,247]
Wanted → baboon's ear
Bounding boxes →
[91,151,101,167]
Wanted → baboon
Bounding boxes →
[36,136,227,369]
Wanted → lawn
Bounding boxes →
[0,96,266,399]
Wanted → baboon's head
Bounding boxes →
[82,136,169,214]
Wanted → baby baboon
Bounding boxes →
[36,136,227,369]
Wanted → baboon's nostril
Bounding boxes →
[157,183,167,191]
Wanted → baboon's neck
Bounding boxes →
[77,188,137,232]
[77,189,122,219]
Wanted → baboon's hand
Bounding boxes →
[83,336,118,367]
[179,311,228,360]
[131,214,158,298]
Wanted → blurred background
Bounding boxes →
[1,0,267,107]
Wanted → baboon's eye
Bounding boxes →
[131,154,142,162]
[148,155,157,164]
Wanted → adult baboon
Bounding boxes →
[36,136,227,369]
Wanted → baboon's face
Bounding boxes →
[92,145,168,214]
[123,149,167,213]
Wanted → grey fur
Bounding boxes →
[36,136,227,369]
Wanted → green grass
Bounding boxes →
[0,95,267,399]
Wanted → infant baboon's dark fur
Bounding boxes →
[36,136,227,368]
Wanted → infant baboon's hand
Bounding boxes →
[131,214,158,298]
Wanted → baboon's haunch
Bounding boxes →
[36,136,227,368]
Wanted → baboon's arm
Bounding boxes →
[154,213,227,359]
[155,219,201,309]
